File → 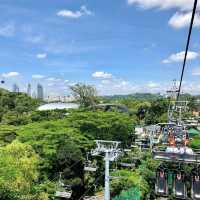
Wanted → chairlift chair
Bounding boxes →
[173,171,187,199]
[84,160,97,172]
[191,168,200,200]
[119,162,135,168]
[84,153,97,172]
[131,144,138,148]
[55,173,72,199]
[55,190,72,199]
[110,168,122,180]
[124,148,132,152]
[155,167,168,197]
[119,151,136,169]
[153,124,200,163]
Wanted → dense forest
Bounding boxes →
[0,86,199,200]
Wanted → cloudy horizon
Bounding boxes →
[1,0,200,96]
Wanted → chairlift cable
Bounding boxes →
[176,0,198,101]
[78,173,104,200]
[48,159,83,183]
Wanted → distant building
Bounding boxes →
[27,83,31,97]
[32,91,37,99]
[12,84,19,93]
[37,84,44,100]
[45,95,75,103]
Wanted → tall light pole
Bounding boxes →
[91,140,121,200]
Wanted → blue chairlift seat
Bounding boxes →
[174,172,187,199]
[155,169,168,196]
[192,174,200,200]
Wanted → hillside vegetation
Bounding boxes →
[0,88,199,199]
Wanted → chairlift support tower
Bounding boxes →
[91,140,121,200]
[167,80,188,125]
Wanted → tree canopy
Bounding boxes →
[69,83,99,107]
[0,88,199,199]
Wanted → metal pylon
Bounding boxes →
[91,140,121,200]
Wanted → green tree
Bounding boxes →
[0,140,47,200]
[1,111,31,125]
[70,83,98,107]
[0,89,40,123]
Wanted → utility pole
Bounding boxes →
[91,140,121,200]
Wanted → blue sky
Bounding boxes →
[0,0,200,96]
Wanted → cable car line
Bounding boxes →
[176,0,198,101]
[79,0,200,199]
[152,1,200,199]
[78,173,104,200]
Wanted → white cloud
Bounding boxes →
[81,5,93,15]
[36,53,47,59]
[127,0,200,11]
[147,81,160,88]
[2,71,20,78]
[47,83,55,87]
[169,12,200,29]
[180,81,200,94]
[162,51,199,63]
[192,68,200,76]
[98,79,199,95]
[32,74,45,79]
[97,78,165,95]
[46,77,55,81]
[46,77,62,82]
[57,10,82,18]
[57,5,93,18]
[26,35,45,44]
[101,80,111,84]
[128,0,200,29]
[0,23,15,37]
[121,81,129,86]
[97,78,200,95]
[92,71,113,79]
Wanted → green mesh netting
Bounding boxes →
[113,187,140,200]
[168,171,173,190]
[188,128,200,137]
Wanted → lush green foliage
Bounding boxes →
[111,150,160,200]
[116,96,169,124]
[0,89,199,199]
[69,83,99,107]
[0,89,40,125]
[66,110,134,144]
[190,136,200,149]
[113,187,140,200]
[0,140,48,200]
[0,125,18,146]
[11,110,133,199]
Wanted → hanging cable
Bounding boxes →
[78,173,104,200]
[176,0,198,101]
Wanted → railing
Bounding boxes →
[153,150,200,163]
